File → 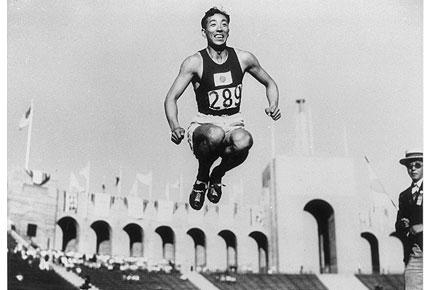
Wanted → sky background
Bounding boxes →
[7,0,422,205]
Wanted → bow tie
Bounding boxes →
[412,183,420,194]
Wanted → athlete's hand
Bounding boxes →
[265,105,281,121]
[171,127,185,145]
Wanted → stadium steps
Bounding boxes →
[52,264,100,290]
[317,274,367,290]
[355,274,404,290]
[185,271,220,290]
[78,265,200,290]
[203,273,328,290]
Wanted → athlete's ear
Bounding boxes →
[201,28,207,39]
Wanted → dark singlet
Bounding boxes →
[194,47,244,116]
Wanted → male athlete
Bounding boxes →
[164,7,281,210]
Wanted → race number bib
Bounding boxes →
[208,84,242,111]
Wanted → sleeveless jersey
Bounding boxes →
[194,47,244,116]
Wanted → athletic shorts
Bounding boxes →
[186,112,245,152]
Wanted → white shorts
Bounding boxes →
[187,112,245,151]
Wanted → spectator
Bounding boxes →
[395,149,423,290]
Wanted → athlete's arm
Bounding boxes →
[164,54,200,144]
[239,50,281,121]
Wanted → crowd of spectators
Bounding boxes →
[10,240,186,288]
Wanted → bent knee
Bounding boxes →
[206,126,225,144]
[194,124,225,148]
[230,130,253,151]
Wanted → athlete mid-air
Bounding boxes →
[164,7,281,210]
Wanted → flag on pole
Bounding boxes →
[364,156,386,194]
[69,172,84,192]
[170,177,182,201]
[364,156,398,210]
[79,162,90,193]
[129,180,138,196]
[19,105,32,130]
[164,183,170,201]
[137,171,153,200]
[25,169,51,186]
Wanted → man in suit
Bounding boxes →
[395,149,423,290]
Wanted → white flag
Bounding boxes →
[364,156,386,194]
[170,176,183,202]
[69,172,84,192]
[364,156,398,210]
[26,169,51,186]
[137,172,152,186]
[19,105,32,130]
[79,162,90,181]
[137,171,153,199]
[79,162,90,192]
[129,180,138,196]
[164,183,170,201]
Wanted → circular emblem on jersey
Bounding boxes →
[220,76,226,83]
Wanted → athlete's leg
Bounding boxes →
[207,128,253,203]
[189,124,225,210]
[193,124,226,182]
[212,128,253,177]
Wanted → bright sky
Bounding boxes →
[7,0,423,205]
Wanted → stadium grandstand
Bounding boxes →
[7,101,405,290]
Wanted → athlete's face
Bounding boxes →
[202,13,229,46]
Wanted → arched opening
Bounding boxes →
[304,199,338,273]
[123,223,144,257]
[249,231,268,273]
[155,226,175,263]
[57,216,79,252]
[187,228,206,271]
[361,232,380,274]
[218,230,238,272]
[390,231,407,267]
[90,220,112,255]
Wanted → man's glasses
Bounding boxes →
[407,162,423,170]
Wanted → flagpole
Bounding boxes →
[87,162,91,194]
[269,120,280,272]
[343,124,349,156]
[149,174,153,201]
[119,166,123,196]
[179,174,183,202]
[25,99,34,170]
[270,122,276,159]
[86,162,90,218]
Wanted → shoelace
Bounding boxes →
[194,192,201,202]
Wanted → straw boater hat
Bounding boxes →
[399,149,423,166]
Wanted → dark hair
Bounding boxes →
[201,7,230,29]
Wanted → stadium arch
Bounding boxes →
[123,223,144,257]
[187,228,207,270]
[249,231,268,273]
[155,225,175,263]
[218,229,237,271]
[90,220,112,255]
[389,231,406,256]
[360,232,380,274]
[387,231,407,271]
[57,216,79,252]
[304,199,338,273]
